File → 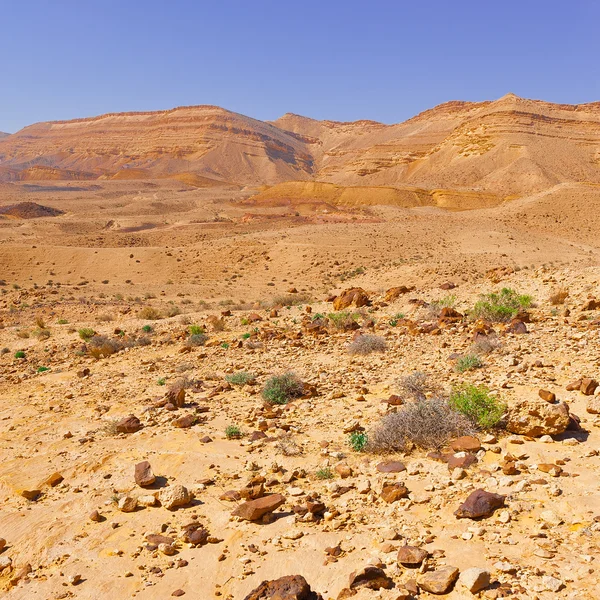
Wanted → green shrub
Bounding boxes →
[57,318,68,325]
[348,431,368,452]
[428,295,457,318]
[471,288,532,322]
[78,327,96,341]
[188,324,204,335]
[14,351,25,359]
[449,384,506,430]
[455,354,483,373]
[141,324,153,333]
[157,377,166,386]
[241,332,252,340]
[315,467,334,480]
[225,425,243,439]
[328,311,360,330]
[226,370,256,385]
[389,313,405,326]
[262,372,304,405]
[36,366,50,373]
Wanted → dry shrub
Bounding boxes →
[207,315,226,332]
[88,335,123,359]
[548,287,569,305]
[270,293,312,308]
[347,334,387,355]
[396,371,439,401]
[138,306,162,320]
[367,397,474,453]
[16,329,30,339]
[276,434,303,456]
[470,335,501,355]
[35,315,46,329]
[96,313,114,323]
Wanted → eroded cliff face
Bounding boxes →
[2,94,600,200]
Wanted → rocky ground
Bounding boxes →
[1,260,599,600]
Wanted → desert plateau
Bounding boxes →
[0,94,600,600]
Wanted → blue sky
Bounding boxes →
[1,0,599,132]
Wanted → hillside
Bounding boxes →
[1,94,600,200]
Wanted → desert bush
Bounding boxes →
[188,324,204,335]
[367,397,474,452]
[141,324,153,333]
[548,287,569,305]
[471,288,532,322]
[225,370,256,385]
[96,313,114,323]
[388,312,406,326]
[262,372,304,405]
[35,315,46,329]
[164,304,181,318]
[276,434,303,456]
[427,294,457,319]
[348,431,368,452]
[188,333,208,346]
[315,467,334,480]
[347,334,387,355]
[32,327,51,340]
[327,311,360,330]
[78,327,96,341]
[449,384,506,430]
[470,336,501,355]
[138,306,162,320]
[1,348,9,355]
[88,335,123,359]
[270,292,312,308]
[397,371,439,401]
[245,340,264,350]
[455,354,483,373]
[225,425,243,439]
[16,329,30,339]
[207,315,226,331]
[14,350,26,359]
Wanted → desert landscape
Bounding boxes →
[0,94,600,600]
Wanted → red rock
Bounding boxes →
[505,319,528,334]
[116,414,141,433]
[566,379,582,391]
[243,575,323,599]
[455,489,505,519]
[135,461,156,487]
[166,386,186,407]
[380,482,409,503]
[397,545,428,566]
[232,494,285,521]
[538,389,556,403]
[580,378,598,395]
[348,566,394,590]
[447,453,478,470]
[376,461,406,473]
[450,436,481,452]
[333,288,370,311]
[384,286,414,301]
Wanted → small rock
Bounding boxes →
[455,489,505,519]
[397,545,428,566]
[459,567,490,593]
[116,415,142,434]
[135,461,156,487]
[159,485,192,510]
[118,496,137,513]
[418,566,459,594]
[232,494,285,521]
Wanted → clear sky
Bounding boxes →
[1,0,599,132]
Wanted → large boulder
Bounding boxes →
[455,489,505,519]
[506,400,570,437]
[244,575,323,600]
[333,288,370,311]
[158,484,192,510]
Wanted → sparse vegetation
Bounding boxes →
[87,335,123,359]
[188,324,204,335]
[449,384,506,430]
[328,311,360,330]
[427,294,457,318]
[471,288,532,322]
[262,372,304,405]
[78,327,96,341]
[138,306,162,320]
[276,434,302,456]
[315,467,334,480]
[367,396,474,452]
[270,292,312,308]
[347,334,387,355]
[397,371,439,401]
[141,324,153,333]
[548,287,569,305]
[348,431,368,452]
[455,354,483,373]
[225,370,256,385]
[225,425,243,439]
[389,312,405,326]
[14,350,26,359]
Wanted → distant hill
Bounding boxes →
[1,94,600,202]
[0,132,9,139]
[0,201,64,219]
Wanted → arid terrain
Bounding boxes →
[0,96,600,600]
